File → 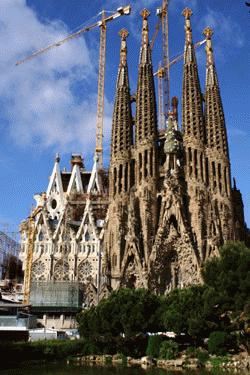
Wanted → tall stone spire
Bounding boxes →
[135,9,157,145]
[110,29,132,198]
[131,9,158,267]
[111,29,132,162]
[203,27,229,157]
[203,27,234,246]
[105,29,134,291]
[181,9,207,261]
[182,8,204,143]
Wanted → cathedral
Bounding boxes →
[20,7,247,325]
[103,8,247,292]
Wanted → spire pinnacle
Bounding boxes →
[203,27,214,66]
[141,8,150,20]
[55,153,60,163]
[140,8,150,45]
[171,96,179,122]
[182,7,204,143]
[119,28,129,66]
[233,177,237,190]
[182,8,193,44]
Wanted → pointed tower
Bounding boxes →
[203,27,234,249]
[182,8,207,259]
[133,9,158,263]
[105,29,133,289]
[109,29,132,198]
[182,8,205,144]
[231,178,247,243]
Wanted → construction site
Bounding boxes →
[16,1,248,330]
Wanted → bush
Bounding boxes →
[196,349,209,364]
[77,288,164,339]
[159,340,179,360]
[186,346,196,357]
[208,331,228,356]
[209,356,229,367]
[146,335,163,358]
[0,339,87,367]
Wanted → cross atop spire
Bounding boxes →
[119,28,129,40]
[182,7,193,19]
[141,8,150,20]
[203,26,213,39]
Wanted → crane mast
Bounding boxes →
[152,0,205,130]
[96,11,106,169]
[161,0,170,123]
[22,206,42,305]
[156,0,170,129]
[16,6,131,169]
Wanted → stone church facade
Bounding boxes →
[20,154,109,309]
[20,8,248,313]
[103,9,247,294]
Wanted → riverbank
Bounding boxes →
[72,352,250,370]
[1,338,249,371]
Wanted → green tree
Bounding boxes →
[208,331,229,355]
[202,242,250,313]
[159,340,179,360]
[146,335,163,358]
[162,285,209,339]
[77,288,163,339]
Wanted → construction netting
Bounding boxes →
[30,282,83,308]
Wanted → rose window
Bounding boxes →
[53,260,69,281]
[78,260,93,282]
[31,260,46,281]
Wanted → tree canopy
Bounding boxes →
[77,242,250,352]
[77,288,163,339]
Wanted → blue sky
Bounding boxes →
[0,0,249,235]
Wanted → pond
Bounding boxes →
[0,362,246,375]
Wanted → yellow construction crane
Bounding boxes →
[150,0,170,129]
[16,5,131,169]
[154,39,206,128]
[22,206,42,305]
[150,1,205,128]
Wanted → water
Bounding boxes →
[0,362,242,375]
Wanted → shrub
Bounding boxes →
[116,353,127,365]
[209,356,229,367]
[159,340,179,360]
[196,349,209,364]
[146,335,163,358]
[208,331,228,356]
[186,346,196,357]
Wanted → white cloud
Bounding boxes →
[0,0,112,156]
[169,0,197,12]
[197,8,244,61]
[227,127,247,138]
